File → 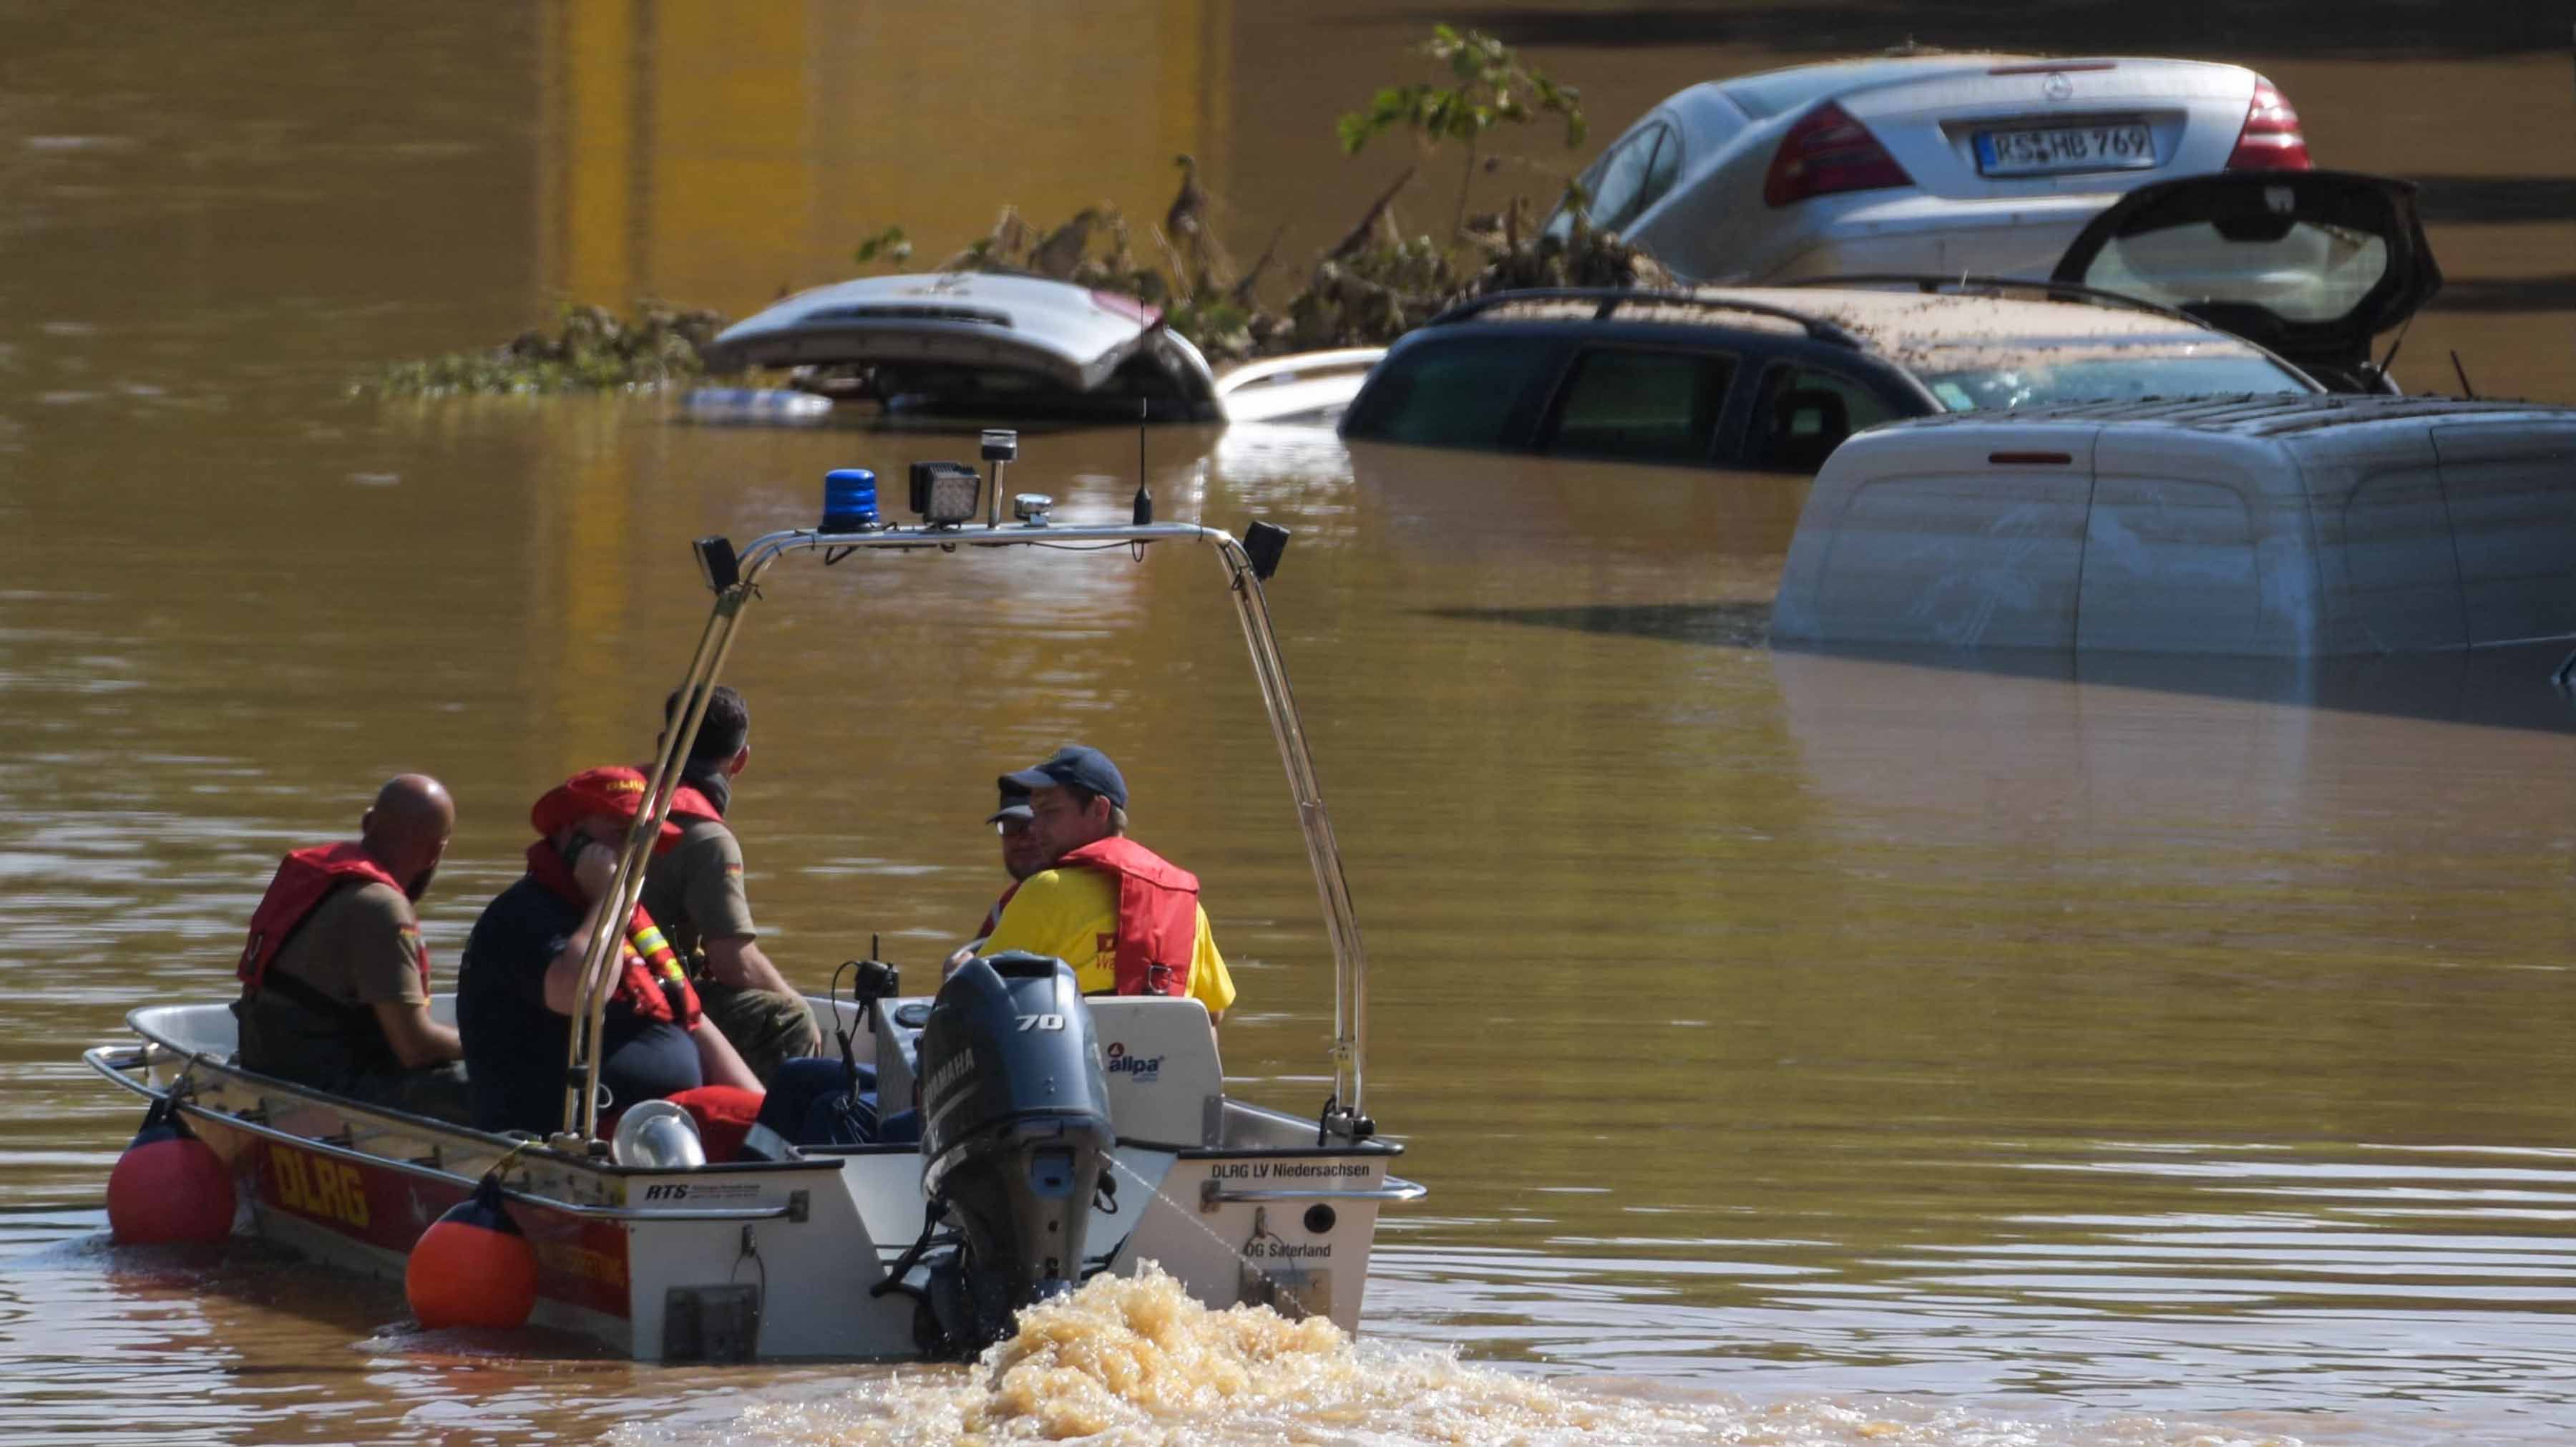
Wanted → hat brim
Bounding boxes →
[997,765,1060,794]
[986,804,1035,824]
[532,785,687,854]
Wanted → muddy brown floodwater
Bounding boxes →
[6,3,2576,1443]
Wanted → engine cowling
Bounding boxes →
[912,951,1116,1353]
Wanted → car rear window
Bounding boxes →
[1341,337,1559,449]
[1920,354,2316,411]
[1545,348,1736,464]
[2074,213,2394,324]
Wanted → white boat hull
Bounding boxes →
[91,996,1415,1360]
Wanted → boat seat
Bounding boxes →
[1082,997,1222,1148]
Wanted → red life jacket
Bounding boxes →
[1055,837,1200,997]
[522,840,703,1030]
[668,782,722,823]
[238,842,429,995]
[621,910,701,1028]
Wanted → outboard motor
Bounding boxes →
[897,951,1115,1356]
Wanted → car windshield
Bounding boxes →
[1916,352,2317,411]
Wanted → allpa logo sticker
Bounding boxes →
[1103,1041,1162,1083]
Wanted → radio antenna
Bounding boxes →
[2372,311,2415,389]
[1132,396,1153,525]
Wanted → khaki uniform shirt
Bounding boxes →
[235,880,424,1084]
[641,817,757,963]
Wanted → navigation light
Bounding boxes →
[821,469,879,533]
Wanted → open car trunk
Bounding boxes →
[2051,169,2443,392]
[697,272,1225,422]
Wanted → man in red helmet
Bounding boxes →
[233,774,467,1121]
[456,766,761,1136]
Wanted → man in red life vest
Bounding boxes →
[455,766,762,1136]
[234,774,469,1121]
[979,746,1235,1022]
[639,686,820,1085]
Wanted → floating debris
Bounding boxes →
[361,302,727,396]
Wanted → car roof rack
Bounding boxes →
[1428,288,1862,349]
[1782,273,2213,329]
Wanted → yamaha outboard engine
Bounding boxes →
[902,951,1115,1356]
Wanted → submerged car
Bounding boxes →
[1339,285,2312,472]
[1772,394,2576,657]
[696,272,1379,427]
[1347,171,2436,472]
[1551,52,2313,283]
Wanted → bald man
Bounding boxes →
[234,774,469,1121]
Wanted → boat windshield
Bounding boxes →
[1918,353,2318,412]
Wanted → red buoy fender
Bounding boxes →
[405,1174,537,1330]
[107,1099,235,1245]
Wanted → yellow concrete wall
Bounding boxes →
[538,0,1231,318]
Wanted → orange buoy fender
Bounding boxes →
[107,1098,235,1244]
[405,1173,537,1330]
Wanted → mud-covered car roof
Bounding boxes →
[1441,284,2283,378]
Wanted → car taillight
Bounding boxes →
[1763,102,1913,206]
[2225,76,2311,170]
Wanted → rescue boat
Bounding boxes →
[84,441,1419,1361]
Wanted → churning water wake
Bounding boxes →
[622,1266,2304,1447]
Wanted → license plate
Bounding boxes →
[1974,122,2156,177]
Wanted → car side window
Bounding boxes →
[1636,125,1682,217]
[1342,337,1560,450]
[1543,347,1736,464]
[1582,130,1660,233]
[1750,364,1899,472]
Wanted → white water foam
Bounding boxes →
[621,1265,2306,1447]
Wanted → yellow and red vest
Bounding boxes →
[1057,837,1200,998]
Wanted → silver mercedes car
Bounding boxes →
[1553,52,2313,284]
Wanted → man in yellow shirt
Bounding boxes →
[979,745,1234,1022]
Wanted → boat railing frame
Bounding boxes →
[557,518,1373,1147]
[82,1044,824,1223]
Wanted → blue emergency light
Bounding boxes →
[821,468,879,532]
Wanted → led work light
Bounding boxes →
[909,462,982,525]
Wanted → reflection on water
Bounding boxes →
[9,2,2576,1443]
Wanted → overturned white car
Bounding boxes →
[1772,394,2576,657]
[696,272,1375,427]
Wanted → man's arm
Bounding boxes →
[689,1017,763,1091]
[541,844,619,1015]
[337,886,463,1063]
[371,1000,462,1068]
[539,910,610,1015]
[701,935,797,997]
[1190,903,1234,1029]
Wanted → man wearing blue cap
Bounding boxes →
[979,744,1234,1020]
